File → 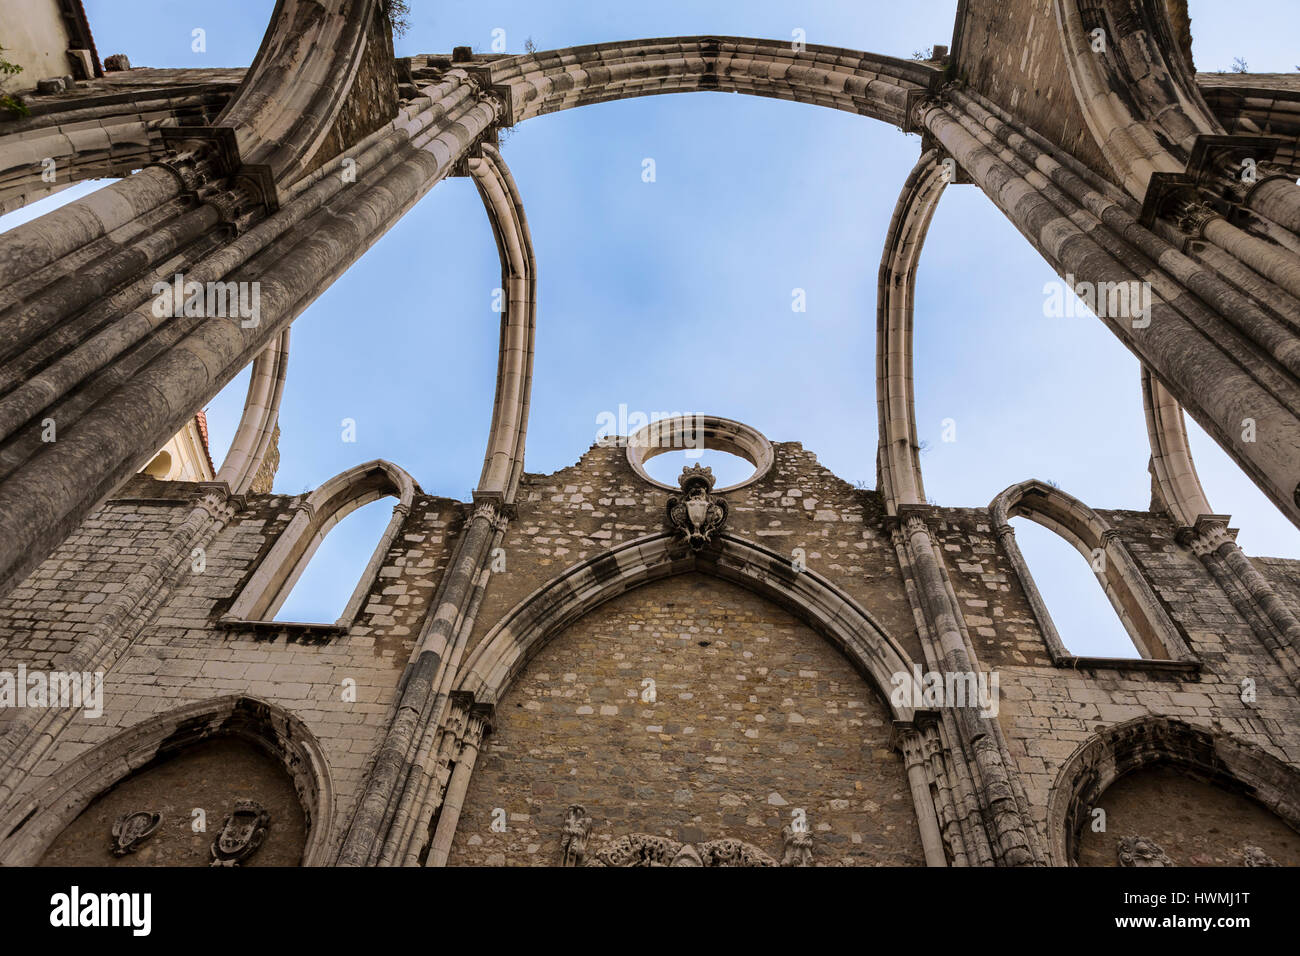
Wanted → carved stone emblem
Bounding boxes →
[210,799,271,867]
[666,464,728,550]
[781,823,814,867]
[1242,844,1278,867]
[559,804,592,867]
[110,810,162,857]
[1117,835,1173,867]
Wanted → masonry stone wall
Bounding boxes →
[3,439,1300,866]
[0,475,464,862]
[38,736,306,866]
[1077,764,1300,866]
[448,573,924,867]
[953,0,1113,179]
[470,441,924,666]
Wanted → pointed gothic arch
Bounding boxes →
[223,459,417,627]
[454,531,920,716]
[989,479,1195,666]
[1045,716,1300,866]
[0,694,335,866]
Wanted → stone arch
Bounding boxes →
[444,562,931,867]
[1045,716,1300,866]
[1054,0,1222,198]
[216,329,290,494]
[877,148,948,513]
[467,143,535,504]
[989,479,1193,664]
[484,37,939,129]
[454,531,920,719]
[0,694,335,866]
[223,459,417,626]
[1141,364,1213,527]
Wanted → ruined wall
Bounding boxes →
[448,573,924,867]
[470,441,923,667]
[0,475,465,860]
[991,506,1300,854]
[3,439,1300,866]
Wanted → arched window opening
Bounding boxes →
[1009,516,1140,659]
[991,480,1195,668]
[222,460,417,631]
[142,450,172,480]
[273,495,396,624]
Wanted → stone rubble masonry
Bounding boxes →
[449,573,925,867]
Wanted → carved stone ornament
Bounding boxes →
[584,833,778,867]
[559,804,592,867]
[781,823,814,867]
[1116,835,1173,867]
[666,464,728,550]
[210,799,271,867]
[110,810,162,857]
[1242,844,1278,867]
[564,812,812,866]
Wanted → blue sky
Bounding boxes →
[7,1,1299,652]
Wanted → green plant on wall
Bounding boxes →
[0,44,28,116]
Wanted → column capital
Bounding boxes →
[1175,513,1237,556]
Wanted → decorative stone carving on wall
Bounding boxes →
[666,464,728,551]
[559,805,592,867]
[781,824,814,867]
[210,800,271,867]
[1242,844,1278,867]
[586,834,777,867]
[110,810,162,857]
[1117,835,1173,867]
[561,806,812,866]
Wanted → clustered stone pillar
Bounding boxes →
[0,63,507,600]
[914,87,1300,530]
[1178,515,1300,690]
[424,703,492,867]
[889,505,1042,866]
[337,495,510,866]
[892,717,949,867]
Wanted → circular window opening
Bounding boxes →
[644,448,756,488]
[625,415,773,492]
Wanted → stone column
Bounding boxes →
[892,719,948,867]
[425,705,491,867]
[1178,514,1300,689]
[917,90,1300,528]
[337,495,505,865]
[891,504,1038,865]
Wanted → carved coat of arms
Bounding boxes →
[110,810,162,857]
[210,799,271,867]
[667,464,728,550]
